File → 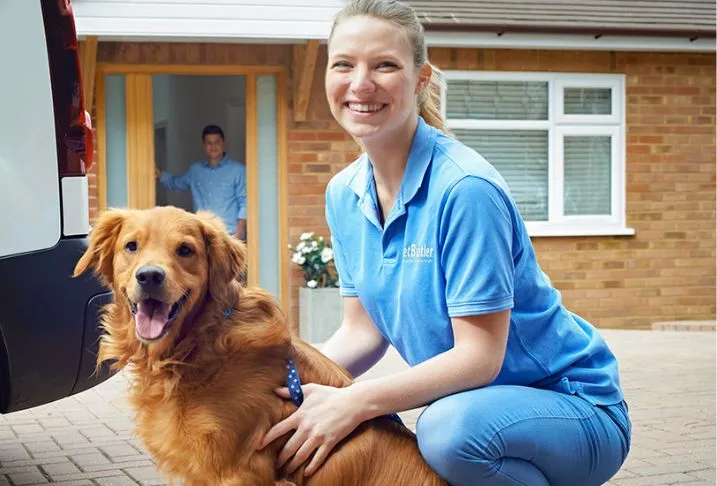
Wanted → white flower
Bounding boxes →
[296,241,306,251]
[300,232,314,241]
[311,240,318,248]
[291,252,306,265]
[321,247,333,263]
[301,245,312,254]
[307,280,317,288]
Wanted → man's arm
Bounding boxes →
[157,164,193,191]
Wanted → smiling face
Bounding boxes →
[116,211,208,343]
[325,15,428,144]
[74,206,247,347]
[203,134,225,163]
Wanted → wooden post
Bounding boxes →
[79,36,99,108]
[292,40,319,123]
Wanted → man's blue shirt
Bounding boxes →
[159,154,246,234]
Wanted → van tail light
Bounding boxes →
[41,0,94,177]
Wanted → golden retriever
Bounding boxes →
[73,206,446,486]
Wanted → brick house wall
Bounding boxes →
[89,43,716,330]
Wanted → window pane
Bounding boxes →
[106,74,127,208]
[564,88,611,115]
[446,80,548,120]
[563,136,612,215]
[453,129,549,221]
[257,75,280,298]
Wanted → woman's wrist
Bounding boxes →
[345,381,383,423]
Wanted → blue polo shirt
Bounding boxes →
[159,154,247,234]
[325,116,624,407]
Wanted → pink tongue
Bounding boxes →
[134,299,171,340]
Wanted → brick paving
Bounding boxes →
[1,329,714,485]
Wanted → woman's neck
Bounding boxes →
[364,116,419,198]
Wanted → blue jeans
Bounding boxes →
[416,385,631,486]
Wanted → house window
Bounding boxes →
[441,72,634,237]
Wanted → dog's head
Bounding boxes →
[74,206,246,345]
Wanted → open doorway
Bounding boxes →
[100,69,285,303]
[152,75,246,211]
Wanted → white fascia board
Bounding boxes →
[425,31,716,53]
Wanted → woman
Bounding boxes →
[260,1,631,484]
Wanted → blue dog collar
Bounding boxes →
[286,358,304,406]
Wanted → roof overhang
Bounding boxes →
[425,29,716,53]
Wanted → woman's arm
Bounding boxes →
[261,309,510,475]
[349,309,510,421]
[319,296,389,378]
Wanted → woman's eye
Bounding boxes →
[177,244,194,257]
[125,241,138,253]
[331,60,351,69]
[376,61,398,71]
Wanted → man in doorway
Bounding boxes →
[156,124,247,242]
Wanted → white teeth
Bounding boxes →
[348,103,384,113]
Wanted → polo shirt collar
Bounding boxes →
[346,116,437,208]
[399,116,437,207]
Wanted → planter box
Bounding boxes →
[299,287,343,343]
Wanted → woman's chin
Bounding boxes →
[342,120,382,141]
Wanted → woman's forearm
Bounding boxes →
[319,323,389,379]
[348,345,500,421]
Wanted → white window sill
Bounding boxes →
[525,224,636,238]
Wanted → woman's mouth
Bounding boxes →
[345,102,387,114]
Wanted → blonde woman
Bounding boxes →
[261,1,631,484]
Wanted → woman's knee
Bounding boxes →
[415,393,498,481]
[415,403,462,470]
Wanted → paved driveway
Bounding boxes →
[1,329,715,485]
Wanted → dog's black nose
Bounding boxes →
[135,266,166,288]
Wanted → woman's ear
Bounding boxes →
[416,62,433,94]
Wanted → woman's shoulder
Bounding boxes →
[431,132,511,196]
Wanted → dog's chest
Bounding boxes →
[134,389,259,474]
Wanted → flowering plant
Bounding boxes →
[290,232,338,289]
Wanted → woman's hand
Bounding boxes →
[258,383,364,476]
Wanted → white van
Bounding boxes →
[0,0,111,412]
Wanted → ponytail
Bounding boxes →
[418,63,450,136]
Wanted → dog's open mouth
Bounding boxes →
[129,294,189,342]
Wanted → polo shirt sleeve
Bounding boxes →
[330,233,357,297]
[439,176,515,317]
[325,188,358,297]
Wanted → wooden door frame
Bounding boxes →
[94,64,289,313]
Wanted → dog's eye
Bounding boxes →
[125,241,138,253]
[177,244,194,257]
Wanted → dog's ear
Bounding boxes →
[197,211,247,300]
[73,209,128,286]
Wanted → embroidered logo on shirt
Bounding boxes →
[402,243,434,264]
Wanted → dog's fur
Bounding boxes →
[73,206,446,486]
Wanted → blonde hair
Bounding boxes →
[328,0,449,134]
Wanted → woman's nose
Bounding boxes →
[349,67,375,94]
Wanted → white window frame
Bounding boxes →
[441,71,635,237]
